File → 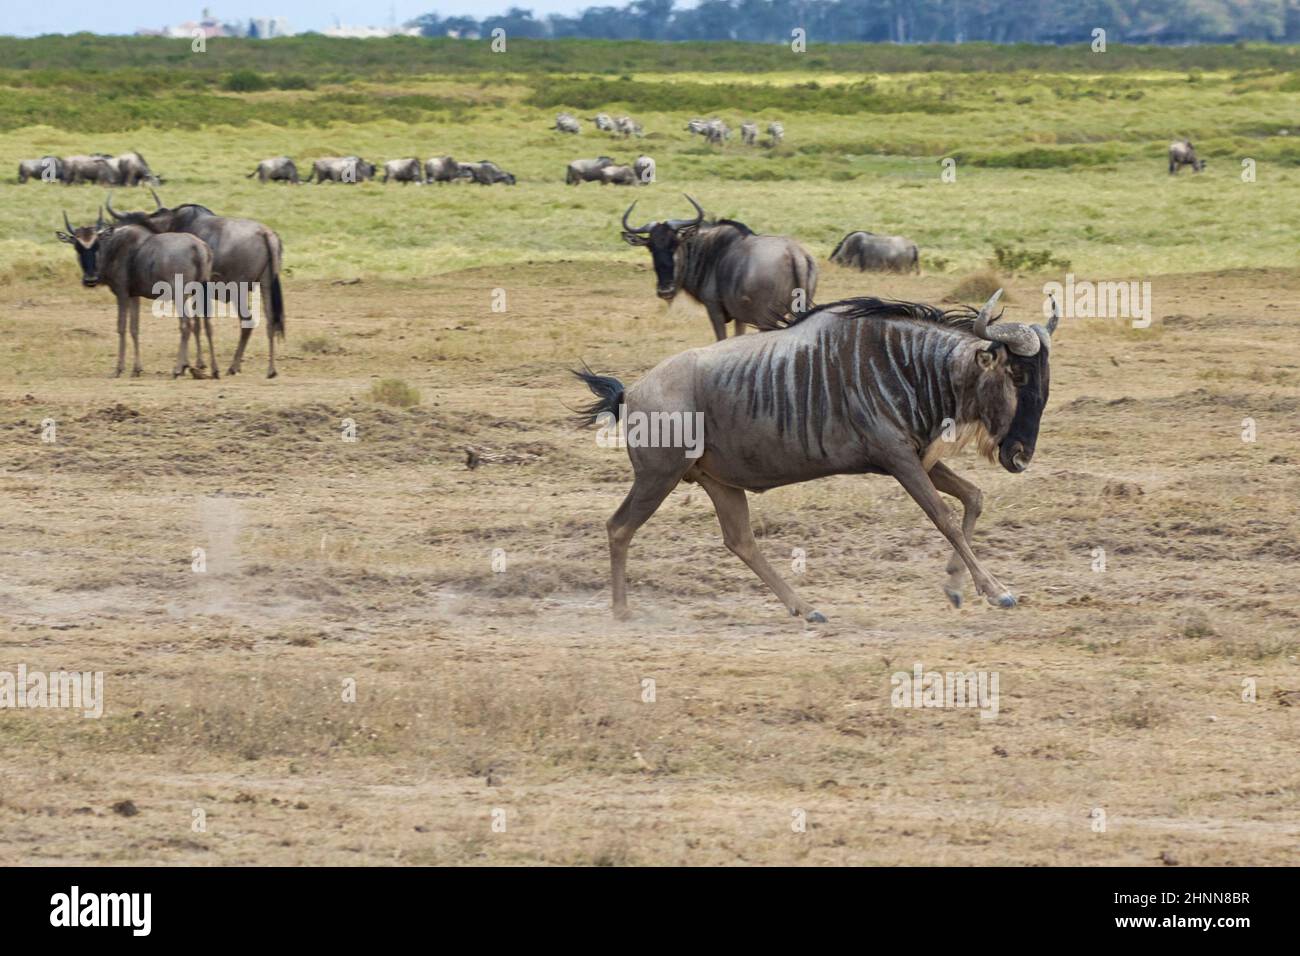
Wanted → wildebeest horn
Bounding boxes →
[105,191,124,220]
[666,194,705,230]
[621,201,652,234]
[63,210,73,233]
[149,187,162,209]
[1043,292,1060,335]
[973,288,1041,356]
[96,206,105,229]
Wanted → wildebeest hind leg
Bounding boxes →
[695,473,825,623]
[607,467,685,619]
[705,305,728,342]
[174,314,192,377]
[128,298,142,377]
[927,462,984,608]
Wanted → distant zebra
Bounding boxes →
[554,113,581,134]
[740,122,758,146]
[767,122,785,146]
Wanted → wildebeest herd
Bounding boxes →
[27,122,1206,621]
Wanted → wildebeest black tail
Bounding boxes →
[571,363,625,427]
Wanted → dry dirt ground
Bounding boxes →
[0,263,1297,865]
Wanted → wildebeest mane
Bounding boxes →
[783,296,996,334]
[711,218,753,236]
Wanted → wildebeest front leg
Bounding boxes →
[173,313,192,377]
[114,298,128,377]
[891,457,1015,608]
[927,462,984,608]
[202,314,219,379]
[696,474,825,622]
[705,304,728,342]
[128,299,143,377]
[606,469,685,619]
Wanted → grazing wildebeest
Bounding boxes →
[61,154,117,185]
[554,113,581,134]
[1168,139,1205,174]
[425,156,468,183]
[767,121,785,146]
[573,290,1057,621]
[621,195,818,340]
[247,157,300,183]
[113,151,159,187]
[106,191,286,378]
[600,164,638,186]
[740,122,758,146]
[616,115,643,138]
[56,209,215,378]
[633,155,655,185]
[593,113,616,133]
[830,231,920,273]
[566,156,614,185]
[307,156,376,183]
[382,158,424,184]
[706,120,730,145]
[18,156,63,183]
[461,161,517,185]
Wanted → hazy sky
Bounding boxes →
[1,2,622,37]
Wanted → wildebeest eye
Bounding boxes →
[1010,367,1030,387]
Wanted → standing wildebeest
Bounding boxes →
[767,121,785,146]
[593,113,616,133]
[1168,139,1205,174]
[566,156,614,185]
[106,191,286,378]
[830,231,920,273]
[56,210,215,378]
[113,151,159,187]
[382,158,424,184]
[62,154,117,185]
[705,120,730,146]
[247,157,300,183]
[554,113,581,134]
[18,156,63,183]
[616,116,643,138]
[425,156,468,183]
[574,290,1057,621]
[600,164,638,186]
[740,122,758,146]
[621,195,818,340]
[461,161,517,185]
[307,156,376,183]
[633,155,655,184]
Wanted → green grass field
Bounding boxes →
[3,40,1297,282]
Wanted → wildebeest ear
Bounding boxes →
[621,232,649,247]
[55,231,74,243]
[675,224,700,240]
[976,344,1002,369]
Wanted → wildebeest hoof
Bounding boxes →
[131,369,142,378]
[944,586,963,608]
[226,366,239,376]
[267,369,278,379]
[989,593,1017,609]
[805,610,827,623]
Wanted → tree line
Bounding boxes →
[411,0,1300,44]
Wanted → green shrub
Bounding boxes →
[367,379,420,408]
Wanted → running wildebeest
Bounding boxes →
[247,157,300,184]
[113,151,159,187]
[573,290,1058,621]
[461,161,517,185]
[616,116,643,138]
[740,122,758,146]
[56,209,215,378]
[633,155,656,184]
[767,121,785,146]
[18,156,63,183]
[621,195,818,340]
[382,158,424,184]
[61,154,117,185]
[106,191,285,378]
[600,164,638,186]
[566,156,614,185]
[307,156,376,183]
[830,231,920,273]
[554,113,581,134]
[1168,139,1205,174]
[425,156,468,183]
[593,113,616,133]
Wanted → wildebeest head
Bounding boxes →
[55,209,111,287]
[621,195,706,300]
[970,289,1056,473]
